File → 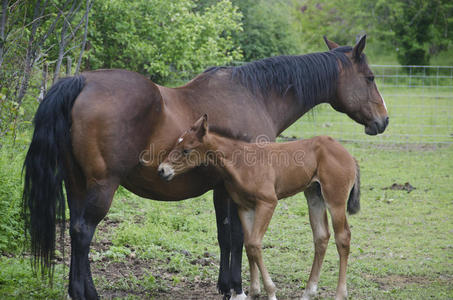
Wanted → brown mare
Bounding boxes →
[22,35,387,300]
[159,114,360,300]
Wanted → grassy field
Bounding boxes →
[1,86,452,299]
[1,140,451,299]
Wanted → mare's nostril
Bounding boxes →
[385,117,389,126]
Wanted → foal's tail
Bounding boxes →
[22,75,86,280]
[347,159,361,215]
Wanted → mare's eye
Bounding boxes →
[366,76,375,82]
[183,149,191,155]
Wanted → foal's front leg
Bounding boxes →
[239,201,277,300]
[239,209,260,298]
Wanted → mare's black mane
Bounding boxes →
[205,47,366,111]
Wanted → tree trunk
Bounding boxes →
[38,62,48,102]
[75,0,92,74]
[0,0,8,68]
[53,0,81,82]
[16,0,44,105]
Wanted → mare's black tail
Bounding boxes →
[22,75,85,279]
[347,159,361,215]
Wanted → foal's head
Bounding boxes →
[326,35,389,135]
[158,115,210,181]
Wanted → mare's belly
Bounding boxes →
[120,165,219,201]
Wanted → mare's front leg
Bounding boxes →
[214,186,246,299]
[239,201,277,300]
[68,178,118,300]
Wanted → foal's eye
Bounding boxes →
[182,149,191,155]
[366,76,375,82]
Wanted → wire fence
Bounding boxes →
[286,65,453,145]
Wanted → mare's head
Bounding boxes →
[326,35,389,135]
[158,115,210,181]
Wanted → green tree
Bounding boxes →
[294,0,453,65]
[87,0,242,83]
[295,0,373,52]
[375,0,453,65]
[231,0,302,61]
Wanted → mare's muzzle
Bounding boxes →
[365,117,389,135]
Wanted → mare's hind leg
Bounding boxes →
[323,188,351,300]
[301,183,330,300]
[68,178,118,300]
[214,186,245,300]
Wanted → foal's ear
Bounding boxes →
[323,36,340,50]
[195,114,208,140]
[353,34,366,59]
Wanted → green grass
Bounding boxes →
[91,142,453,299]
[1,88,452,298]
[96,142,453,299]
[0,257,66,299]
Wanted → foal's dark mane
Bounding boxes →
[205,47,366,111]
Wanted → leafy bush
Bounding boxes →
[0,257,65,298]
[0,135,30,254]
[231,0,302,60]
[88,0,242,83]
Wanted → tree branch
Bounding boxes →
[53,0,77,82]
[37,0,73,48]
[17,0,44,104]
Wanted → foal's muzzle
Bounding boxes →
[157,163,175,181]
[365,116,389,135]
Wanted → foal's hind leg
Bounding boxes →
[302,184,330,300]
[323,188,351,300]
[68,178,118,300]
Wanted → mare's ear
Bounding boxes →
[353,34,366,59]
[323,36,340,50]
[194,114,208,140]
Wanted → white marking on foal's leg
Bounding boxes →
[231,290,247,300]
[249,261,260,292]
[301,283,317,300]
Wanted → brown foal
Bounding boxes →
[159,115,360,300]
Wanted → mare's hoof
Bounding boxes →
[231,291,247,300]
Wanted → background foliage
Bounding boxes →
[88,0,242,82]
